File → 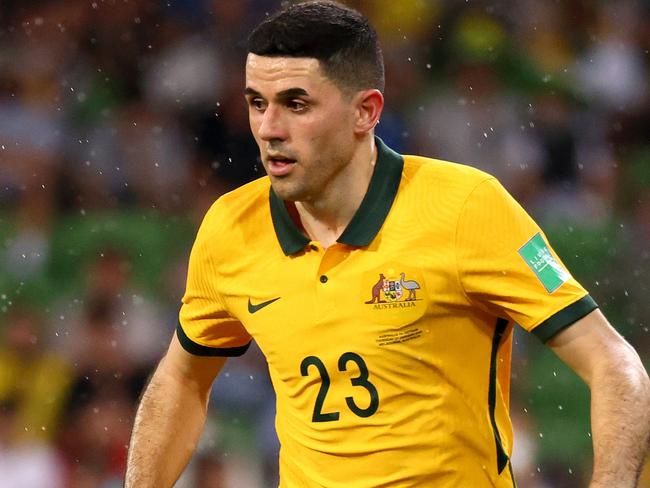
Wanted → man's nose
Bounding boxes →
[257,105,288,141]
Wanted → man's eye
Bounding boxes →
[250,99,266,110]
[288,100,307,112]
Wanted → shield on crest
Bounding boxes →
[383,279,403,301]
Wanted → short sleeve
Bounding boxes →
[455,178,597,341]
[177,201,252,356]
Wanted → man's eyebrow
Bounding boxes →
[244,87,310,99]
[276,88,310,99]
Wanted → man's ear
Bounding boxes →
[354,89,384,135]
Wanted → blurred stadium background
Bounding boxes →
[0,0,648,486]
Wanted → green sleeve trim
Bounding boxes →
[176,323,251,357]
[532,295,599,343]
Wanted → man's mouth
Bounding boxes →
[267,155,297,176]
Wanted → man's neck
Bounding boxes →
[295,138,377,248]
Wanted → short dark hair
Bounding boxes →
[247,1,385,94]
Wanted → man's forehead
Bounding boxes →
[245,54,324,81]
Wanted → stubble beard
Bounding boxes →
[270,177,310,202]
[269,165,324,203]
[268,142,353,205]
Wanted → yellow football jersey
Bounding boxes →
[178,138,597,487]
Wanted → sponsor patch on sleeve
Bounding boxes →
[518,233,571,293]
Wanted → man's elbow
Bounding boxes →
[597,344,650,408]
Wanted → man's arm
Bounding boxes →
[125,333,227,488]
[547,309,650,487]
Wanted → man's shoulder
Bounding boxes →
[199,176,271,235]
[218,175,271,208]
[400,153,495,203]
[402,153,493,186]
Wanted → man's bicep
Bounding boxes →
[547,309,641,385]
[160,333,228,395]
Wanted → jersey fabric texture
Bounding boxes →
[178,137,597,488]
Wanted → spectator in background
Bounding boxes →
[69,101,193,211]
[0,308,72,442]
[527,93,618,227]
[414,59,544,204]
[574,0,647,112]
[51,249,169,384]
[0,397,64,488]
[0,69,62,279]
[56,386,133,488]
[0,309,69,488]
[193,453,226,488]
[0,0,91,278]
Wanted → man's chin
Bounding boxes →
[269,180,308,202]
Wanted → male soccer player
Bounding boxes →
[125,2,650,487]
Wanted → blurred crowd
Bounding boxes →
[0,0,649,486]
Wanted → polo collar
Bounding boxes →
[269,137,404,255]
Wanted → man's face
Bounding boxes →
[245,54,358,202]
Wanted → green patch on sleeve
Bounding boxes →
[518,233,570,293]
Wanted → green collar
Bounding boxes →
[269,137,404,255]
